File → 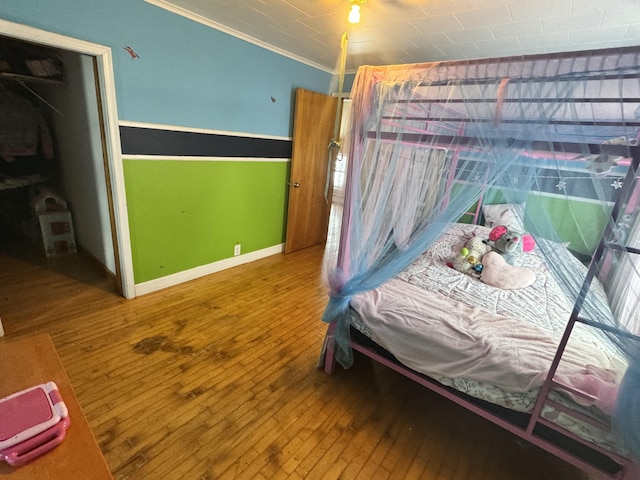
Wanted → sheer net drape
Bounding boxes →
[322,48,640,460]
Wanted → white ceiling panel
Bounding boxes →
[446,27,494,44]
[491,21,542,39]
[454,5,512,29]
[509,0,572,21]
[518,32,570,50]
[542,13,602,34]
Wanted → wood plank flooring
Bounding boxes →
[0,244,591,480]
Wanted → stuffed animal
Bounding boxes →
[487,225,535,260]
[450,236,491,275]
[480,251,536,290]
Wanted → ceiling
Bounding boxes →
[147,0,640,73]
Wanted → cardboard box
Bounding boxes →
[38,211,76,258]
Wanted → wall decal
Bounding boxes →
[124,46,140,59]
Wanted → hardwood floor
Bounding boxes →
[0,244,591,480]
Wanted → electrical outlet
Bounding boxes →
[234,244,241,256]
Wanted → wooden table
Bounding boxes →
[0,333,113,479]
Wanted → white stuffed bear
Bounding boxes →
[450,236,491,275]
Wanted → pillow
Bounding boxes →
[480,251,536,289]
[482,203,525,232]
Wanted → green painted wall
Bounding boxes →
[524,195,611,256]
[476,185,612,255]
[124,159,289,283]
[455,184,611,255]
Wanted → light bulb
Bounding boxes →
[348,4,361,24]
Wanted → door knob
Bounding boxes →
[288,182,300,188]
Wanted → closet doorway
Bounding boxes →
[0,20,134,301]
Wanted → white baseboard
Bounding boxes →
[134,244,284,296]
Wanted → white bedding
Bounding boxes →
[349,223,627,413]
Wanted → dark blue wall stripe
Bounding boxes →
[120,126,292,158]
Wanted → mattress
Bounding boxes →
[348,223,628,454]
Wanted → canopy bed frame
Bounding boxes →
[320,46,640,479]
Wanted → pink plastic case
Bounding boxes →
[0,381,70,466]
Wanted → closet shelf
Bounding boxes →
[0,72,63,85]
[0,174,47,191]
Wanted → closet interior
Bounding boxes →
[0,36,63,255]
[0,34,114,278]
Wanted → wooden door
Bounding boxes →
[284,88,338,254]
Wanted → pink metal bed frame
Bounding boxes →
[321,128,640,479]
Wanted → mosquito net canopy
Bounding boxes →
[322,46,640,461]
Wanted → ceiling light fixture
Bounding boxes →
[348,0,367,24]
[348,5,360,23]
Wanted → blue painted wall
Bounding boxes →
[0,0,335,137]
[342,73,356,93]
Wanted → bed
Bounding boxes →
[320,46,640,479]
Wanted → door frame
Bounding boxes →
[0,19,135,298]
